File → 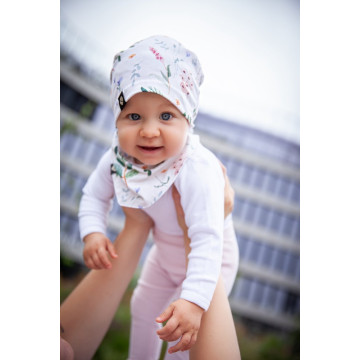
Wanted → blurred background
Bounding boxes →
[60,0,300,358]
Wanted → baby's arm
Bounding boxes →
[78,149,117,270]
[156,163,234,354]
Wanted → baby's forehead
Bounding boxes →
[127,92,180,110]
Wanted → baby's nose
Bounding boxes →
[140,120,160,138]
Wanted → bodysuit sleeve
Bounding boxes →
[78,149,115,240]
[175,147,225,311]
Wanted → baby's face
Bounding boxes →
[116,92,189,166]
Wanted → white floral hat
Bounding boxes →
[110,35,204,127]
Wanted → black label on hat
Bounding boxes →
[118,92,126,110]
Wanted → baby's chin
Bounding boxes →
[133,157,164,167]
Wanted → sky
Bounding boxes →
[60,0,300,143]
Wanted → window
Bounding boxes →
[252,168,266,189]
[261,284,277,309]
[263,172,278,193]
[238,277,252,302]
[238,235,249,258]
[277,177,290,199]
[258,244,275,268]
[273,249,286,273]
[284,253,299,278]
[290,182,300,204]
[244,201,258,224]
[269,210,282,233]
[292,219,300,240]
[60,132,78,155]
[283,292,300,315]
[248,240,261,264]
[243,239,254,261]
[233,197,245,218]
[274,289,286,313]
[255,206,270,228]
[282,215,296,238]
[249,280,264,305]
[226,159,240,179]
[87,142,107,166]
[239,164,254,185]
[75,137,91,161]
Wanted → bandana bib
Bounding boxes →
[110,132,199,208]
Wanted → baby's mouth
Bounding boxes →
[137,145,164,151]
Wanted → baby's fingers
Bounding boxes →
[90,253,104,269]
[157,317,178,338]
[159,327,183,342]
[168,333,193,354]
[98,247,112,269]
[156,304,174,324]
[106,241,118,259]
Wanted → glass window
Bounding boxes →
[239,277,252,302]
[277,177,290,199]
[284,253,299,278]
[292,218,300,240]
[282,215,296,237]
[243,238,253,261]
[233,197,245,218]
[92,104,112,129]
[255,206,270,228]
[226,159,240,179]
[71,175,87,203]
[259,244,275,268]
[252,168,266,189]
[230,278,242,299]
[238,235,249,258]
[295,257,300,281]
[60,132,78,155]
[238,199,249,221]
[88,142,107,166]
[283,292,300,315]
[249,280,264,305]
[273,249,286,273]
[263,172,278,193]
[239,164,254,185]
[248,240,261,264]
[60,213,69,236]
[274,289,286,313]
[269,210,282,233]
[290,182,300,204]
[244,201,257,224]
[261,284,277,309]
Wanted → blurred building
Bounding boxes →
[60,30,300,331]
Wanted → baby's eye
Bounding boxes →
[160,113,172,121]
[129,113,141,121]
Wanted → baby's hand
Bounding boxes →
[156,299,204,354]
[83,232,118,270]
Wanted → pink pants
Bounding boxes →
[128,225,239,360]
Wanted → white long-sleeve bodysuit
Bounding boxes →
[79,140,239,360]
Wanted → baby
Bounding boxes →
[78,35,239,359]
